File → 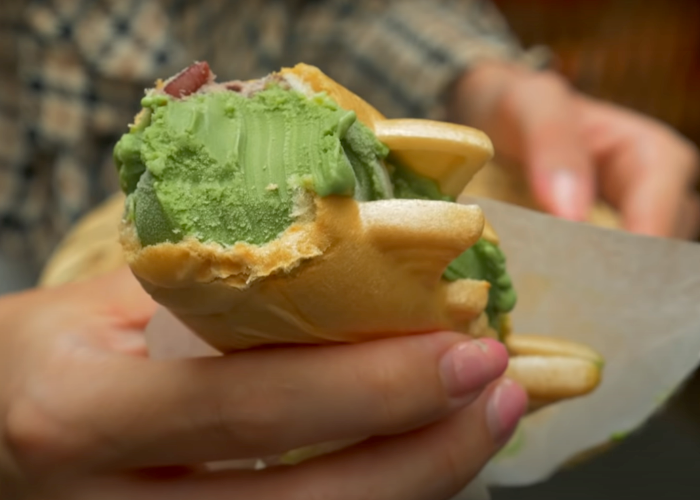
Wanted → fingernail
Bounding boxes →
[486,378,528,444]
[550,169,585,221]
[440,338,508,404]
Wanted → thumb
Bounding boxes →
[509,74,596,221]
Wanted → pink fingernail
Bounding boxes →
[486,378,528,444]
[550,169,585,221]
[439,338,509,404]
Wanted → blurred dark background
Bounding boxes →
[490,0,700,498]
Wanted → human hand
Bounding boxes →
[0,268,526,500]
[451,62,700,239]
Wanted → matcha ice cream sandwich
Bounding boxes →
[114,62,602,406]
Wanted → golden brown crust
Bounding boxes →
[282,64,494,198]
[123,195,489,351]
[120,194,329,290]
[280,63,386,128]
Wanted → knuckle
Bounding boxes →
[359,360,410,429]
[530,71,571,93]
[371,365,405,427]
[435,443,474,495]
[360,351,445,432]
[649,125,699,175]
[502,71,570,105]
[205,386,287,451]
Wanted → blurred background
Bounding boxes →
[490,0,700,498]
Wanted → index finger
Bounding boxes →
[504,73,595,221]
[6,332,508,477]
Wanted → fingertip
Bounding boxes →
[439,337,509,404]
[532,168,594,222]
[476,337,510,376]
[620,193,674,238]
[486,378,528,445]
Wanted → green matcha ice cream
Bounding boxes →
[114,84,391,247]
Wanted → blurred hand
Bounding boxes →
[452,61,700,239]
[0,268,526,500]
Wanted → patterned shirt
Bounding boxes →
[0,0,546,264]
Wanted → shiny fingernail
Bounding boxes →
[440,338,508,404]
[486,378,528,444]
[550,169,584,221]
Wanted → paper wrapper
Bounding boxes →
[467,197,700,487]
[144,197,700,497]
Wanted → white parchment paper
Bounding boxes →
[144,197,700,495]
[462,197,700,487]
